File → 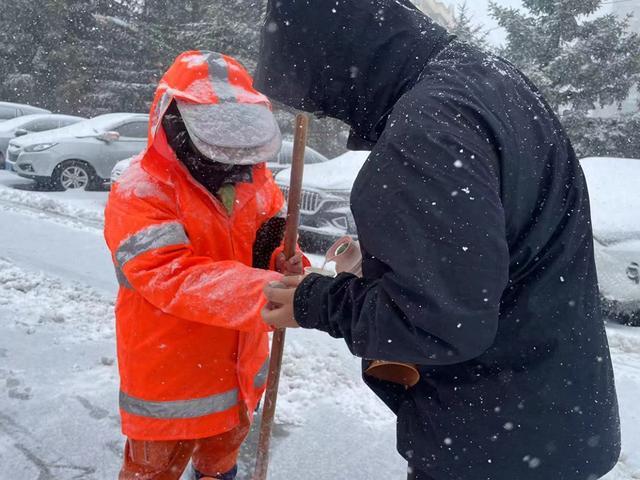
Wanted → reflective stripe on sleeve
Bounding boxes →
[114,264,132,289]
[206,52,237,103]
[120,388,239,420]
[116,222,189,267]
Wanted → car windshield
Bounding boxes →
[0,114,46,132]
[71,114,149,136]
[273,141,328,165]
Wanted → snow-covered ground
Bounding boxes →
[0,171,107,228]
[0,172,638,479]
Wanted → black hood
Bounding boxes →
[255,0,452,148]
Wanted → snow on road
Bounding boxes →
[605,326,640,479]
[0,175,638,479]
[0,208,115,295]
[0,256,400,479]
[0,175,401,478]
[0,171,106,228]
[0,259,119,478]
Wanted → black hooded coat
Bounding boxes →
[255,1,621,479]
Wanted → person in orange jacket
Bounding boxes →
[104,50,306,480]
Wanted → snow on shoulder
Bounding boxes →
[114,155,170,204]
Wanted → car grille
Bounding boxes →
[279,185,322,213]
[8,150,19,163]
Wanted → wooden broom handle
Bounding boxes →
[283,114,308,258]
[253,113,309,480]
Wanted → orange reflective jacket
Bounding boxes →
[104,51,287,441]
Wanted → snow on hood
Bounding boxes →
[580,157,640,244]
[276,151,369,191]
[9,113,147,148]
[148,51,273,147]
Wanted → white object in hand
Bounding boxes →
[323,236,363,277]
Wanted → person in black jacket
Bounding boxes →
[258,1,621,479]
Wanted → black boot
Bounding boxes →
[193,465,238,480]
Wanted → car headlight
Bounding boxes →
[24,142,58,152]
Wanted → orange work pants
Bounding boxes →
[119,414,250,480]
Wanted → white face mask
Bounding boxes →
[176,101,283,165]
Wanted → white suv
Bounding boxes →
[8,113,148,190]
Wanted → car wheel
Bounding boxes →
[52,160,95,191]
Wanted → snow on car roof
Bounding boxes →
[9,112,149,146]
[0,101,50,111]
[276,150,370,190]
[580,157,640,242]
[0,113,83,132]
[66,113,149,135]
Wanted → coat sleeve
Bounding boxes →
[293,98,510,366]
[104,180,281,333]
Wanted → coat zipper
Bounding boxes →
[177,163,267,408]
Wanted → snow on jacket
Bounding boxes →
[256,1,621,479]
[104,51,285,441]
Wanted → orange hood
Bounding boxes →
[148,50,274,147]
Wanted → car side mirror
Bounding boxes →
[98,131,120,143]
[14,128,28,137]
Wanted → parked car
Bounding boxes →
[267,141,329,175]
[0,114,84,168]
[275,150,369,252]
[7,112,148,190]
[581,157,640,325]
[276,154,640,325]
[109,140,330,184]
[0,101,50,122]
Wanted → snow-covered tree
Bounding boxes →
[450,2,489,48]
[0,0,152,115]
[0,0,349,155]
[491,0,640,157]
